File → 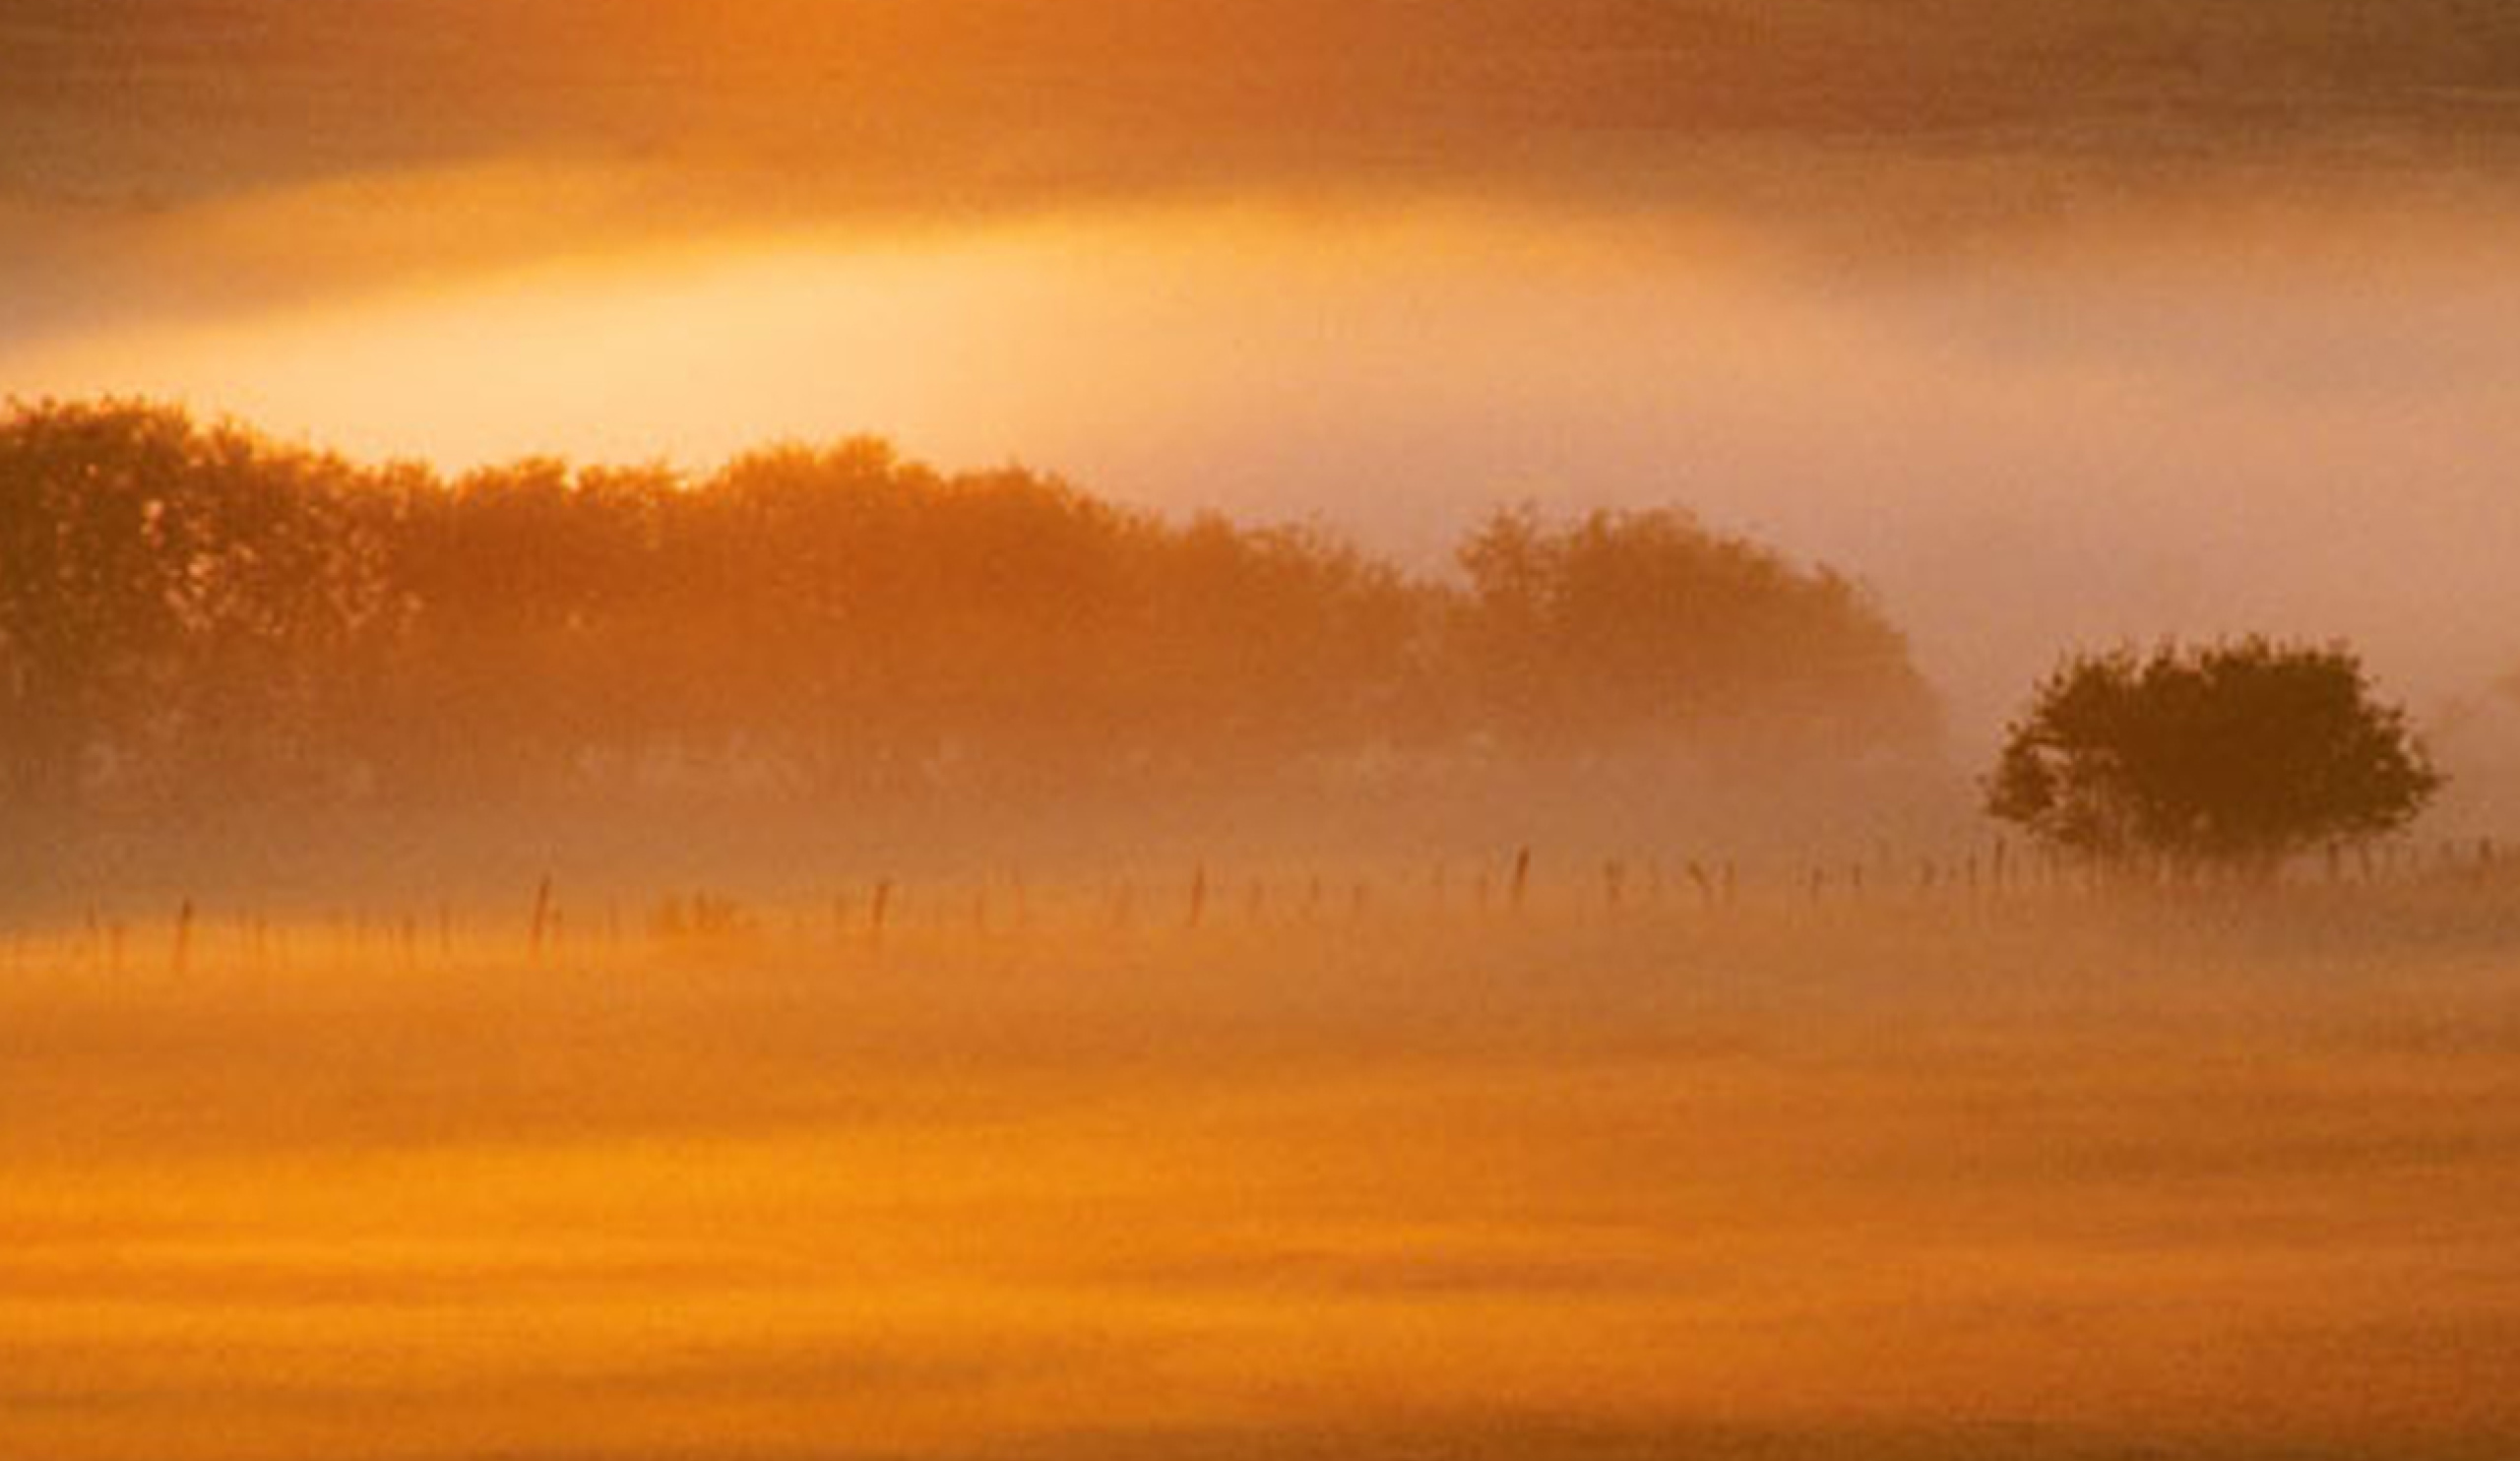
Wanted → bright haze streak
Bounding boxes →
[9,193,2518,742]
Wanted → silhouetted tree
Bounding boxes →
[1986,638,2440,875]
[0,401,1942,831]
[1454,504,1935,762]
[0,401,399,807]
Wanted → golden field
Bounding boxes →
[3,872,2516,1459]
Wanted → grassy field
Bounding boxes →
[3,873,2517,1459]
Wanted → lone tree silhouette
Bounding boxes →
[1987,638,2440,875]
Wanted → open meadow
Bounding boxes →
[5,863,2517,1460]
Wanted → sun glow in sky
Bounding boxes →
[11,186,2519,740]
[7,0,2520,738]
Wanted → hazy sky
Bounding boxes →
[6,0,2519,737]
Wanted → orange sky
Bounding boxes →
[5,0,2519,737]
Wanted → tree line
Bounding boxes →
[0,401,1937,822]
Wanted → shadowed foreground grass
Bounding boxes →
[2,885,2516,1460]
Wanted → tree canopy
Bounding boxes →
[0,400,1936,823]
[1986,638,2440,871]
